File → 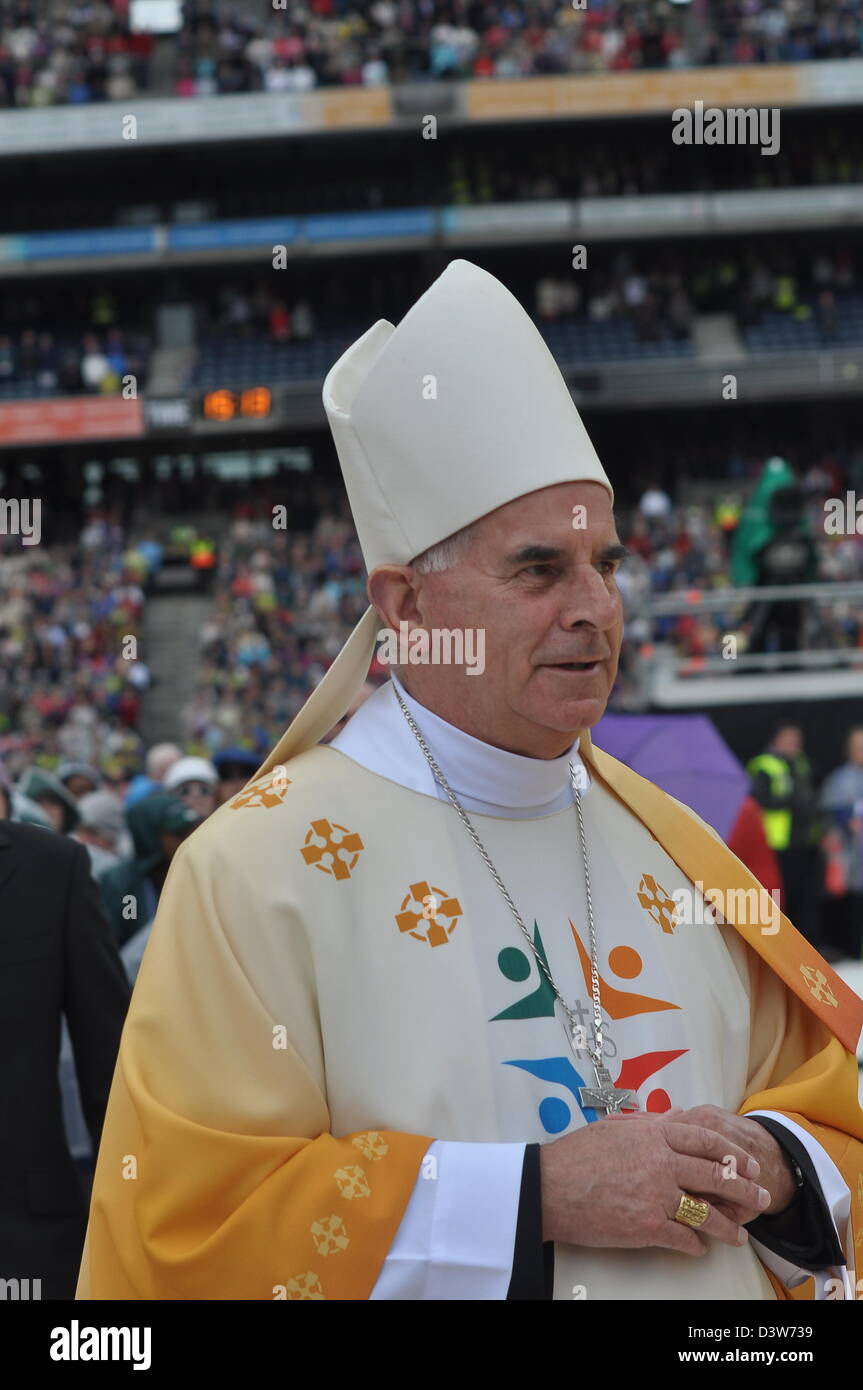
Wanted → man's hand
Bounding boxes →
[664,1104,797,1218]
[539,1109,774,1255]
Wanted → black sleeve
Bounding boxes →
[63,841,131,1148]
[745,1115,845,1271]
[506,1144,554,1300]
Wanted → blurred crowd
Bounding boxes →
[0,0,153,107]
[179,499,370,759]
[536,263,695,343]
[534,244,862,343]
[0,286,150,396]
[172,0,688,91]
[0,514,156,788]
[730,246,860,336]
[0,324,147,395]
[701,0,863,64]
[3,0,863,111]
[208,284,317,343]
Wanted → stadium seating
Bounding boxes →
[3,0,863,114]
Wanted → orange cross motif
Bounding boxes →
[300,819,364,880]
[395,881,463,947]
[310,1215,349,1256]
[636,873,679,935]
[230,772,291,810]
[799,964,839,1008]
[285,1271,324,1300]
[352,1132,389,1162]
[333,1166,370,1200]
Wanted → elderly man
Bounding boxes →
[78,261,862,1302]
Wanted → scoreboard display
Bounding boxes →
[201,387,273,422]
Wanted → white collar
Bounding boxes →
[330,671,591,819]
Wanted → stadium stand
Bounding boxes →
[4,0,863,115]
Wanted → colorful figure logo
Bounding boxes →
[496,920,687,1133]
[492,925,556,1020]
[505,1050,687,1133]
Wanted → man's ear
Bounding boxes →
[367,564,423,631]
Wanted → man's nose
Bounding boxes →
[558,565,620,632]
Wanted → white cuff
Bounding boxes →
[746,1110,853,1299]
[369,1140,526,1300]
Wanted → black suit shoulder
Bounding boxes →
[0,819,83,867]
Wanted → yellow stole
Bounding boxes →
[581,729,863,1300]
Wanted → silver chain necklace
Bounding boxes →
[393,686,638,1115]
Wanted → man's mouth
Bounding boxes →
[544,659,603,672]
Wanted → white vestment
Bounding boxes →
[330,674,850,1301]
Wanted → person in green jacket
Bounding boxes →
[16,766,81,835]
[98,792,202,948]
[732,458,817,654]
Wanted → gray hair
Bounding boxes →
[146,743,183,779]
[411,521,478,574]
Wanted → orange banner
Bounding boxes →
[0,395,144,445]
[467,65,803,121]
[314,88,392,130]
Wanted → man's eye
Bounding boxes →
[522,564,555,577]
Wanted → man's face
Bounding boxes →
[848,730,863,767]
[218,776,247,805]
[377,481,625,758]
[39,797,66,831]
[66,774,97,799]
[175,781,217,819]
[773,726,802,759]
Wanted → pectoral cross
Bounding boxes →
[578,1060,639,1115]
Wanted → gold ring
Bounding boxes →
[674,1193,711,1228]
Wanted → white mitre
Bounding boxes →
[255,258,613,775]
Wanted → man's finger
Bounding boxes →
[663,1120,761,1179]
[657,1221,709,1257]
[674,1154,770,1218]
[664,1195,750,1250]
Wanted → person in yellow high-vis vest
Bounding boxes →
[748,725,823,950]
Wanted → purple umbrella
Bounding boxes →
[591,713,749,843]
